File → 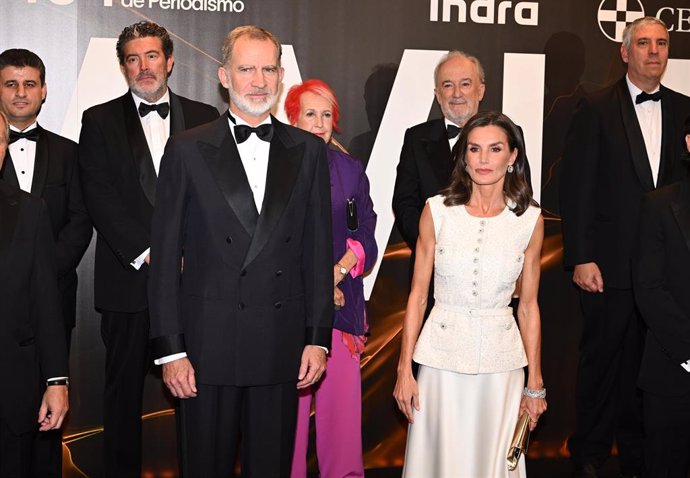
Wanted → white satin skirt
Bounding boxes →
[402,365,526,478]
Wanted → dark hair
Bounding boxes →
[116,21,173,65]
[0,49,46,84]
[442,111,537,216]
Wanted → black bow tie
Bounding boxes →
[234,124,274,144]
[447,124,461,140]
[636,90,663,104]
[138,102,170,119]
[9,128,40,144]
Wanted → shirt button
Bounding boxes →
[480,220,486,226]
[274,301,282,309]
[276,270,283,276]
[472,281,478,286]
[473,269,478,275]
[226,236,233,244]
[474,247,480,253]
[238,302,245,310]
[478,228,484,234]
[472,290,478,296]
[477,238,482,244]
[473,257,479,263]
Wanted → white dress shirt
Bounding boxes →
[8,122,38,193]
[228,114,272,213]
[130,90,171,270]
[626,75,662,187]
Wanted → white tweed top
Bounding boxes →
[413,194,541,374]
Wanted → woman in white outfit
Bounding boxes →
[394,111,547,478]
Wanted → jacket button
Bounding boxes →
[238,302,245,310]
[226,236,233,244]
[285,236,291,243]
[240,269,247,277]
[274,301,282,309]
[276,270,283,276]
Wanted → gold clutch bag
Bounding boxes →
[506,413,531,471]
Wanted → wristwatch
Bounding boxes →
[336,263,347,278]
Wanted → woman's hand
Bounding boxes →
[519,395,547,431]
[334,286,345,309]
[394,369,420,424]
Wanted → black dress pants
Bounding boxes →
[179,381,298,478]
[568,288,645,475]
[0,419,33,478]
[101,310,150,478]
[642,391,690,478]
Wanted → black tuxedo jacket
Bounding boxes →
[634,178,690,395]
[148,115,333,387]
[393,119,452,250]
[393,118,532,250]
[560,78,690,289]
[0,180,68,434]
[1,126,92,329]
[79,91,218,313]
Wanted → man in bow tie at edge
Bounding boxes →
[560,16,690,478]
[78,21,218,477]
[392,51,531,315]
[0,48,91,477]
[148,25,333,476]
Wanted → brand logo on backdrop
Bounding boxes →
[597,0,690,42]
[597,0,645,42]
[27,0,245,12]
[429,0,539,26]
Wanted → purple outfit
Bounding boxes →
[291,148,377,478]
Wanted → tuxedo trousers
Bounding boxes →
[100,310,150,478]
[0,419,33,478]
[642,391,690,478]
[179,381,298,478]
[568,288,644,475]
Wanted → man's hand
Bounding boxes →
[296,345,327,389]
[163,358,197,398]
[38,385,68,431]
[573,262,604,293]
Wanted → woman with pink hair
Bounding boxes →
[285,79,377,478]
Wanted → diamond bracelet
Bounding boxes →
[523,387,546,399]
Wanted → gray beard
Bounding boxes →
[228,84,278,118]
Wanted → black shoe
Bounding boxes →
[573,463,599,478]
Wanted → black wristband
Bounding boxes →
[46,378,69,387]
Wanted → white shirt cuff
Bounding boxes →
[154,352,188,365]
[681,359,690,373]
[131,248,150,270]
[316,346,328,354]
[46,376,69,382]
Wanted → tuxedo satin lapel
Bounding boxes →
[31,126,49,195]
[200,119,258,236]
[0,152,20,188]
[0,182,21,276]
[617,81,654,191]
[657,87,675,184]
[672,181,690,256]
[242,122,303,269]
[123,94,157,206]
[169,91,186,134]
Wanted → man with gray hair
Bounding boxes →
[393,50,486,255]
[148,25,332,476]
[561,16,690,477]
